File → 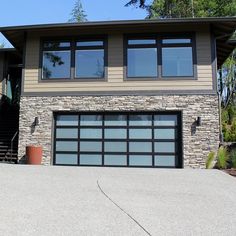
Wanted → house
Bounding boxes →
[0,17,235,168]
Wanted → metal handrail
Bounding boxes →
[10,130,18,160]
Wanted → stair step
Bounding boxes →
[0,153,18,156]
[0,110,19,162]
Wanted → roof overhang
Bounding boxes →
[0,17,235,66]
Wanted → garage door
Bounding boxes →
[53,112,182,168]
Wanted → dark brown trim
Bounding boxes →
[1,17,235,32]
[21,89,217,97]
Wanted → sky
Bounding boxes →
[0,0,148,47]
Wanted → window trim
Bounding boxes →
[39,36,108,82]
[124,33,197,81]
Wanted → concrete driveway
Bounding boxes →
[0,165,235,236]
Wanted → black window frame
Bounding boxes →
[124,33,197,81]
[124,35,158,80]
[53,111,183,168]
[39,36,108,82]
[41,40,72,80]
[75,39,106,80]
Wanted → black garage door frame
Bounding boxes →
[53,111,183,168]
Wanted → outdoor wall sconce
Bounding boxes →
[196,116,201,126]
[33,117,39,127]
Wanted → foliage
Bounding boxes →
[206,151,215,169]
[219,49,236,106]
[230,149,236,168]
[0,42,5,48]
[69,0,87,22]
[222,105,236,142]
[125,0,236,18]
[148,0,194,18]
[125,0,147,8]
[216,146,229,169]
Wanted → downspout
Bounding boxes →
[218,90,223,143]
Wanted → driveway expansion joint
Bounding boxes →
[97,179,152,236]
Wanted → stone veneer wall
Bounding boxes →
[18,95,220,168]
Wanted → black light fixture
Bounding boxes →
[33,117,39,126]
[196,116,201,126]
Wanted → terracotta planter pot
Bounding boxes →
[26,146,42,165]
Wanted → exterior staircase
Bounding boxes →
[0,108,19,163]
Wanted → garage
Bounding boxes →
[53,112,182,168]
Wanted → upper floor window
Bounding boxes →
[127,39,158,78]
[42,41,71,79]
[41,38,106,80]
[125,35,195,79]
[75,40,104,78]
[161,38,193,77]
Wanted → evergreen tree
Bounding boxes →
[69,0,87,22]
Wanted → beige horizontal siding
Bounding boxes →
[23,25,213,93]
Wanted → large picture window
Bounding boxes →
[125,35,195,79]
[127,39,158,78]
[41,38,106,80]
[161,38,194,77]
[75,41,104,78]
[42,41,71,79]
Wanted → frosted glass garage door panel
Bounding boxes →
[154,129,175,139]
[56,141,77,152]
[104,115,127,126]
[80,142,102,152]
[129,129,152,139]
[104,155,127,166]
[80,115,102,126]
[56,128,78,139]
[55,154,77,165]
[80,129,102,139]
[129,115,152,126]
[104,129,127,139]
[155,142,175,153]
[80,155,102,165]
[56,115,78,126]
[129,155,152,166]
[104,142,127,152]
[154,115,177,126]
[129,142,152,152]
[155,155,175,167]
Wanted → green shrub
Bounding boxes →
[206,151,215,169]
[230,120,236,141]
[221,105,236,142]
[230,149,236,169]
[216,146,229,169]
